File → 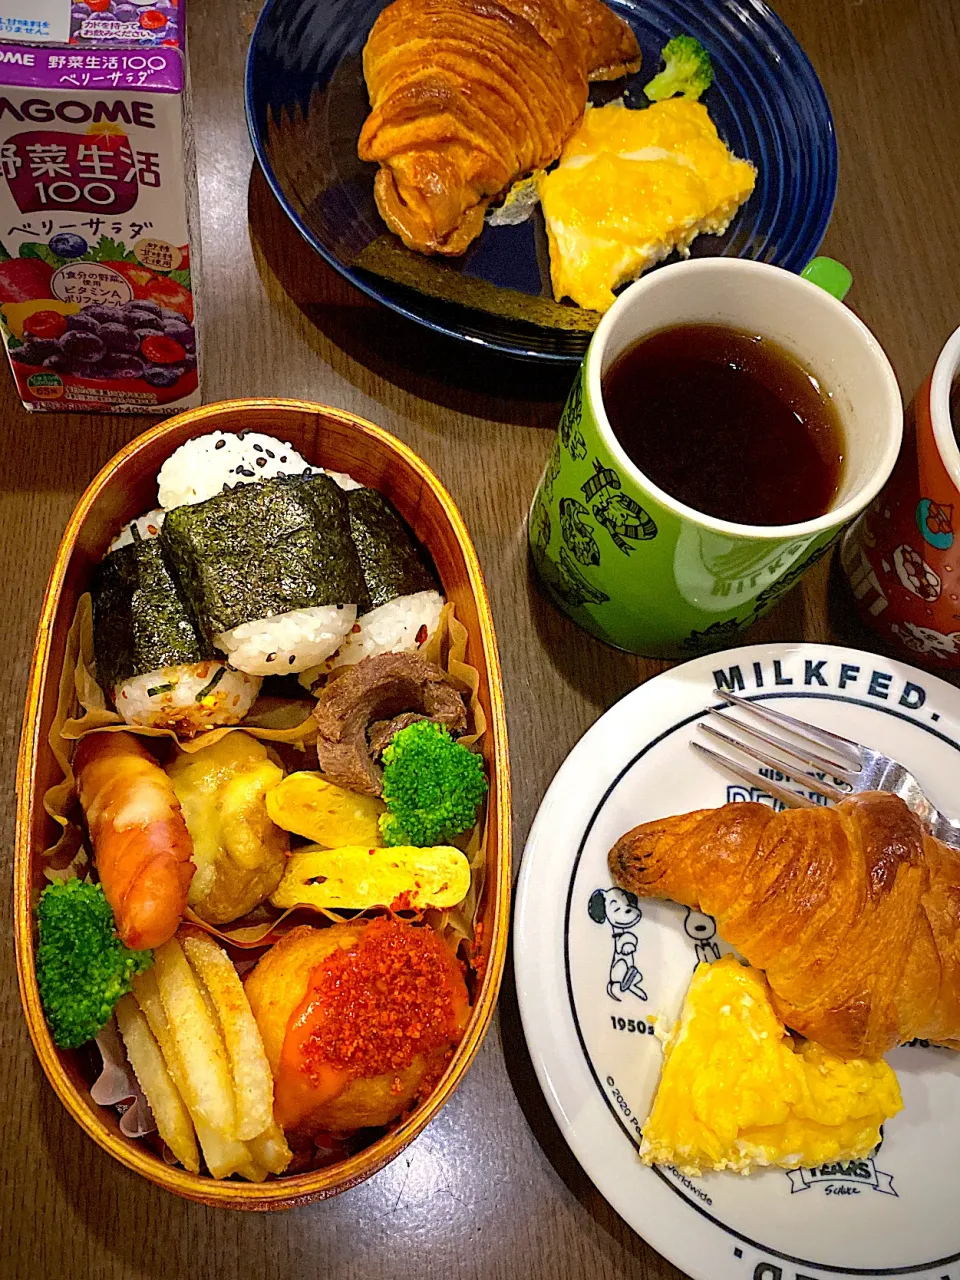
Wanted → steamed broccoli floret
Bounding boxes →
[644,35,714,102]
[36,879,153,1049]
[379,720,488,848]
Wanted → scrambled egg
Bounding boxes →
[539,99,757,312]
[640,956,903,1176]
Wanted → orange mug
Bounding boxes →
[842,324,960,665]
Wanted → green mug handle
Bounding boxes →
[801,256,853,301]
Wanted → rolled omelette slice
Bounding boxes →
[265,772,386,848]
[641,955,903,1176]
[539,99,757,312]
[270,844,471,912]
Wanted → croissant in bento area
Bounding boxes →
[608,792,960,1061]
[358,0,641,255]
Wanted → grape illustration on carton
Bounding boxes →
[0,0,200,412]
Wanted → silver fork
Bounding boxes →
[693,687,960,849]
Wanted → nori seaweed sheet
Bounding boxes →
[355,235,603,333]
[347,487,439,609]
[93,539,214,691]
[159,473,369,637]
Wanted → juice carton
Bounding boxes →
[0,0,199,412]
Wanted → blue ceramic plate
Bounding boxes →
[245,0,838,364]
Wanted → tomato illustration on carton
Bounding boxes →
[0,255,54,302]
[68,0,181,46]
[110,259,193,321]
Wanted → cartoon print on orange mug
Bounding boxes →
[889,620,960,660]
[916,498,954,550]
[842,321,960,666]
[842,539,889,618]
[892,543,941,602]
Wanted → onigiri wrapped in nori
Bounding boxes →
[92,536,261,735]
[322,488,444,670]
[159,472,368,675]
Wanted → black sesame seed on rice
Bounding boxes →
[288,654,296,665]
[215,439,226,450]
[266,652,277,663]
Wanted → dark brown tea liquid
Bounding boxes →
[601,324,844,526]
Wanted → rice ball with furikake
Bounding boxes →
[159,473,370,675]
[92,537,262,735]
[108,507,165,552]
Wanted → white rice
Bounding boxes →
[214,604,358,676]
[108,508,166,552]
[115,660,261,733]
[158,431,317,509]
[326,590,445,670]
[157,430,366,510]
[325,469,364,491]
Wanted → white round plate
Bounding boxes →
[515,642,960,1280]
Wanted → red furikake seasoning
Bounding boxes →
[299,918,465,1080]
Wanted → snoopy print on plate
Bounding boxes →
[515,643,960,1280]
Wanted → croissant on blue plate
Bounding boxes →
[358,0,641,255]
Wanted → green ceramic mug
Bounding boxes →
[529,258,903,657]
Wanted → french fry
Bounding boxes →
[182,933,275,1141]
[135,938,287,1183]
[134,969,259,1180]
[193,1116,257,1181]
[196,967,224,1035]
[152,938,236,1138]
[247,1120,293,1176]
[114,996,200,1174]
[132,968,186,1088]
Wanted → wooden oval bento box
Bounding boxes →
[14,398,510,1209]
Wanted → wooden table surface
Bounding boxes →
[3,2,959,1277]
